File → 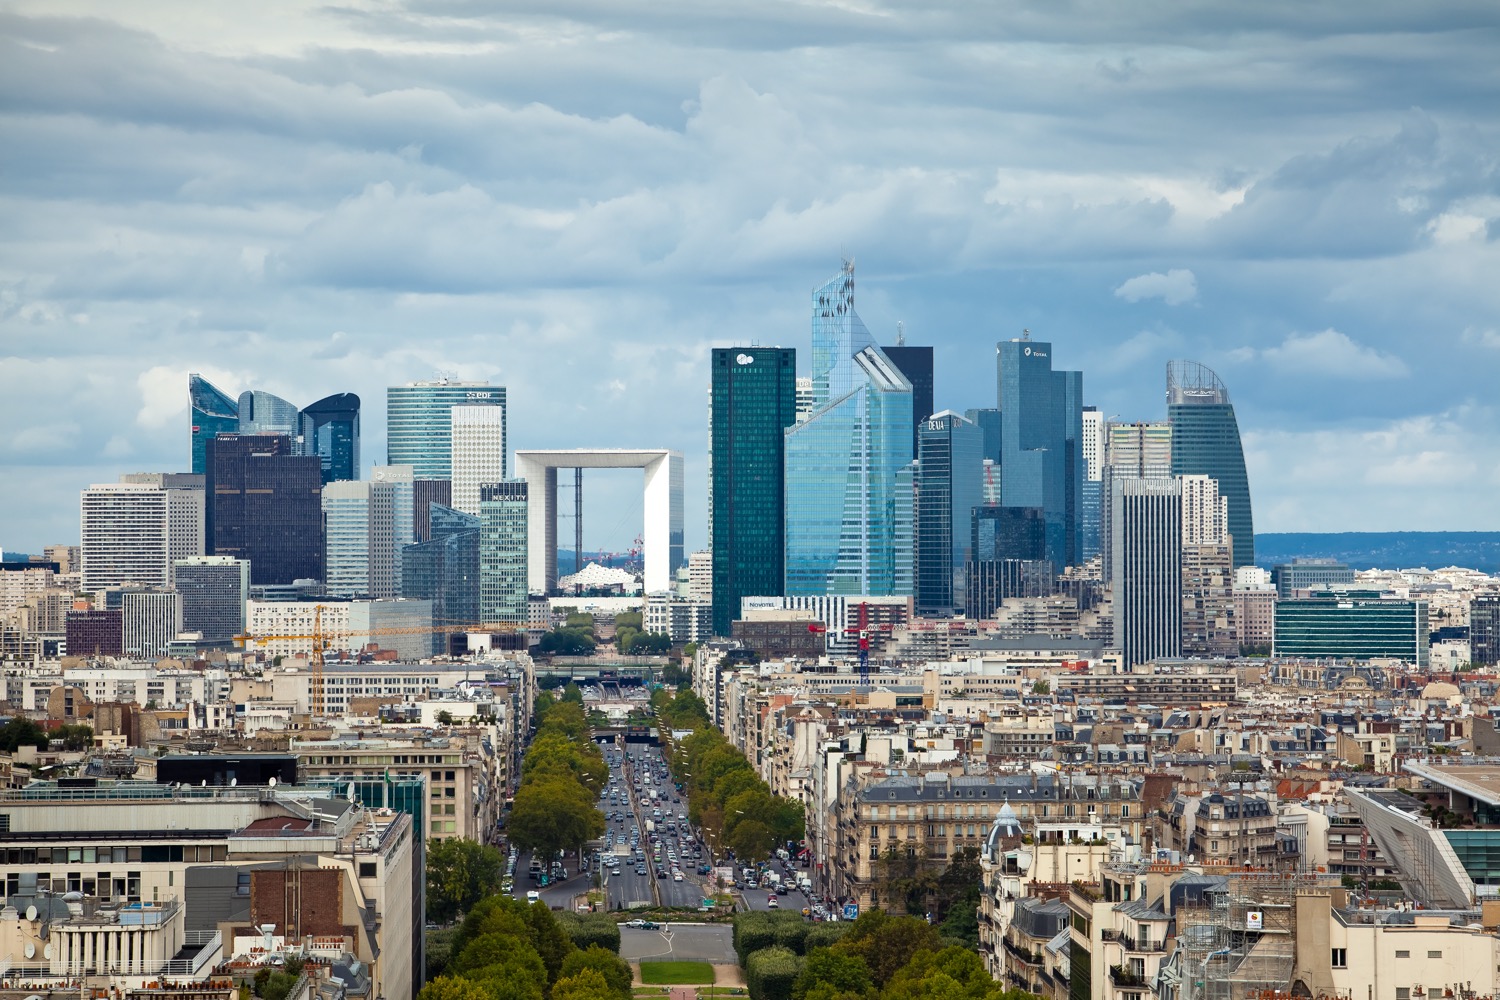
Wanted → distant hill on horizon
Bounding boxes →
[1255,532,1500,573]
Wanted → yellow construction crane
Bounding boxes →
[234,607,523,716]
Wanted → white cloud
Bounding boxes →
[1461,327,1500,349]
[1259,329,1409,379]
[1113,269,1198,305]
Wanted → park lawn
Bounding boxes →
[638,961,716,985]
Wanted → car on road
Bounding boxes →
[656,869,667,878]
[673,872,684,881]
[767,896,779,908]
[636,866,647,875]
[623,919,658,929]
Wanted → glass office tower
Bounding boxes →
[882,343,934,460]
[402,504,480,653]
[387,379,505,479]
[995,338,1084,571]
[1167,360,1255,568]
[205,434,324,586]
[189,374,239,475]
[238,390,301,440]
[785,346,914,597]
[300,393,361,483]
[710,347,797,636]
[915,411,985,616]
[478,481,529,623]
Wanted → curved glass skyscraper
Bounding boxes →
[301,392,361,483]
[238,390,301,439]
[189,374,238,475]
[1167,360,1254,568]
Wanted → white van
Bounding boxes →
[526,890,541,904]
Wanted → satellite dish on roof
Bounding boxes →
[63,892,84,902]
[25,905,38,921]
[268,776,277,787]
[24,942,35,959]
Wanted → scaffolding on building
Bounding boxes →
[1175,872,1342,1000]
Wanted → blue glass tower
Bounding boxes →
[915,411,985,616]
[995,338,1084,570]
[189,374,239,475]
[300,393,361,483]
[786,263,914,597]
[402,503,480,653]
[1167,360,1255,568]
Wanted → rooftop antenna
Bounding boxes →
[1022,328,1031,340]
[896,321,905,347]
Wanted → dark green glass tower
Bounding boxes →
[1168,360,1255,568]
[711,347,797,636]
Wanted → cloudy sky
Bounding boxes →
[3,1,1499,555]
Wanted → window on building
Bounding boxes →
[1330,948,1346,968]
[1395,950,1409,959]
[1395,988,1410,999]
[1427,951,1442,959]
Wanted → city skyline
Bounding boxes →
[3,3,1499,551]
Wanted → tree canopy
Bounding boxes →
[426,838,505,924]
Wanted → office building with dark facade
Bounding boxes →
[996,338,1084,571]
[914,411,984,617]
[966,505,1051,617]
[188,374,239,476]
[64,608,123,657]
[205,434,323,586]
[710,346,797,636]
[1167,360,1255,568]
[882,342,934,459]
[402,504,480,653]
[1472,595,1500,667]
[1274,591,1429,665]
[300,392,361,483]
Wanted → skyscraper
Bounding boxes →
[402,503,480,650]
[300,393,361,484]
[238,390,301,440]
[1110,476,1182,666]
[1079,407,1103,563]
[995,337,1084,571]
[387,379,506,479]
[322,466,414,599]
[882,342,934,459]
[205,434,323,586]
[914,411,984,617]
[1470,595,1500,666]
[173,555,250,644]
[80,480,204,593]
[479,481,529,623]
[710,346,797,637]
[189,374,238,476]
[966,505,1052,618]
[1167,360,1255,568]
[121,589,182,660]
[1180,474,1237,657]
[786,264,914,597]
[450,404,508,517]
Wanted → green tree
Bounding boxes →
[509,778,604,862]
[0,717,49,752]
[539,630,597,656]
[553,969,616,1000]
[833,910,941,987]
[725,818,775,862]
[614,611,643,631]
[51,723,94,750]
[562,682,585,704]
[746,946,804,1000]
[426,837,506,923]
[417,978,492,1000]
[1030,679,1050,695]
[559,945,632,1000]
[623,631,672,655]
[793,948,874,1000]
